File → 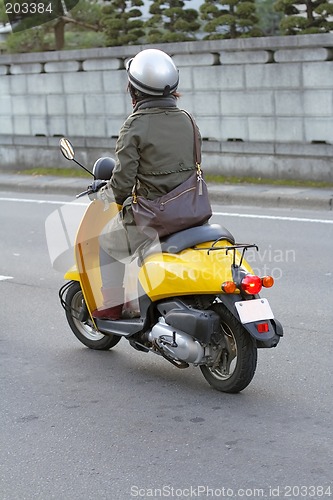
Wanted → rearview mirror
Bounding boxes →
[59,138,75,161]
[59,137,94,178]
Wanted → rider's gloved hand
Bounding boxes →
[89,180,107,193]
[87,179,107,200]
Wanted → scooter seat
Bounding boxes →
[140,223,235,261]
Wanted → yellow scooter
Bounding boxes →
[58,138,283,393]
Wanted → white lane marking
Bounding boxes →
[0,275,13,281]
[0,197,87,206]
[0,197,332,224]
[213,211,333,225]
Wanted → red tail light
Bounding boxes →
[256,322,269,333]
[241,275,262,295]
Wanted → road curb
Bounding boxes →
[0,173,332,211]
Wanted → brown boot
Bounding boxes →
[92,287,124,320]
[92,304,123,320]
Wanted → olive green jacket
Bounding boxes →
[100,98,201,256]
[110,99,200,206]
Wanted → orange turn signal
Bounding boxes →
[222,281,237,294]
[262,276,274,288]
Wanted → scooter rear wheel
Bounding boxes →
[200,304,257,393]
[64,281,121,350]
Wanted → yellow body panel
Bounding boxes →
[139,241,254,301]
[72,200,120,314]
[66,199,255,309]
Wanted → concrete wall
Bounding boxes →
[0,34,333,182]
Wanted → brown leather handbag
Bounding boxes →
[131,111,212,238]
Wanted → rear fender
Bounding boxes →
[218,295,283,348]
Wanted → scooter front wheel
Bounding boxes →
[64,281,121,350]
[200,304,257,393]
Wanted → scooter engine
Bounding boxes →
[148,318,205,365]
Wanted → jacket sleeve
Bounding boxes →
[110,116,146,205]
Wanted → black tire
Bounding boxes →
[64,281,121,350]
[200,303,257,393]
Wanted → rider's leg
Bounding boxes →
[92,247,125,320]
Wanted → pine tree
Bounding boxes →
[256,0,282,35]
[0,0,8,25]
[200,0,262,39]
[274,0,333,34]
[101,0,145,46]
[1,0,103,52]
[146,0,200,43]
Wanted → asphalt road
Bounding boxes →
[1,191,332,500]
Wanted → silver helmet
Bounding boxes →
[126,49,179,97]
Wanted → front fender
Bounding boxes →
[64,265,80,282]
[218,295,283,348]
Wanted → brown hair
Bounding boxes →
[128,82,181,102]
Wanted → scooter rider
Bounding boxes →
[92,48,202,320]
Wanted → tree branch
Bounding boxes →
[61,15,99,32]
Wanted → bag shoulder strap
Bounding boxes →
[181,109,201,167]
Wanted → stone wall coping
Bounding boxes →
[1,134,332,158]
[1,33,333,65]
